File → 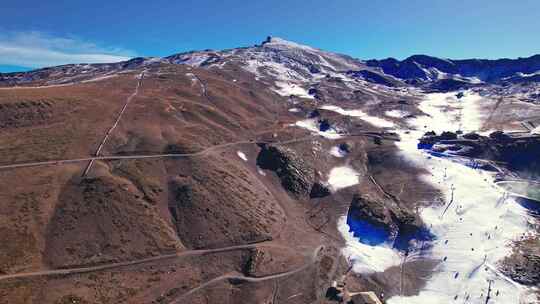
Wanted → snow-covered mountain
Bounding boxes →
[0,37,410,104]
[3,37,539,91]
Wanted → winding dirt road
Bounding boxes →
[0,242,296,282]
[168,245,323,304]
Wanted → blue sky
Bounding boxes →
[1,0,539,72]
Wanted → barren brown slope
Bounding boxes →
[0,73,141,165]
[0,55,442,304]
[102,64,294,156]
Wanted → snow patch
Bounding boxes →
[80,74,118,84]
[329,146,347,158]
[515,71,540,78]
[327,166,360,191]
[257,167,266,176]
[237,151,248,161]
[288,107,301,113]
[263,37,318,51]
[274,82,314,99]
[385,109,409,118]
[338,216,402,273]
[185,73,197,84]
[320,105,395,128]
[171,53,211,66]
[411,91,484,134]
[294,119,341,139]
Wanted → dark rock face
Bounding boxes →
[427,78,475,92]
[501,238,540,286]
[325,286,342,301]
[489,130,511,141]
[463,132,481,140]
[347,198,393,245]
[489,134,540,178]
[506,254,540,285]
[348,194,395,233]
[310,182,331,198]
[439,131,458,140]
[319,119,331,132]
[418,131,459,149]
[308,64,321,74]
[347,193,430,250]
[338,142,351,153]
[308,88,321,99]
[309,109,321,118]
[257,144,316,198]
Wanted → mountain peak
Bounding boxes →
[261,36,314,50]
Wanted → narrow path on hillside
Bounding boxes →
[83,71,145,176]
[191,72,212,103]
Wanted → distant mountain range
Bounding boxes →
[1,37,539,91]
[366,54,540,86]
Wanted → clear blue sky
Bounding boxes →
[1,0,539,72]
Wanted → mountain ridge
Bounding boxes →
[1,37,540,88]
[366,53,540,83]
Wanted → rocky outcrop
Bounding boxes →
[347,193,429,250]
[503,253,540,285]
[310,182,331,198]
[501,238,540,286]
[348,194,396,233]
[256,144,316,198]
[419,131,458,146]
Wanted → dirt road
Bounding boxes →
[0,242,295,282]
[83,72,145,176]
[0,132,399,171]
[169,245,323,303]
